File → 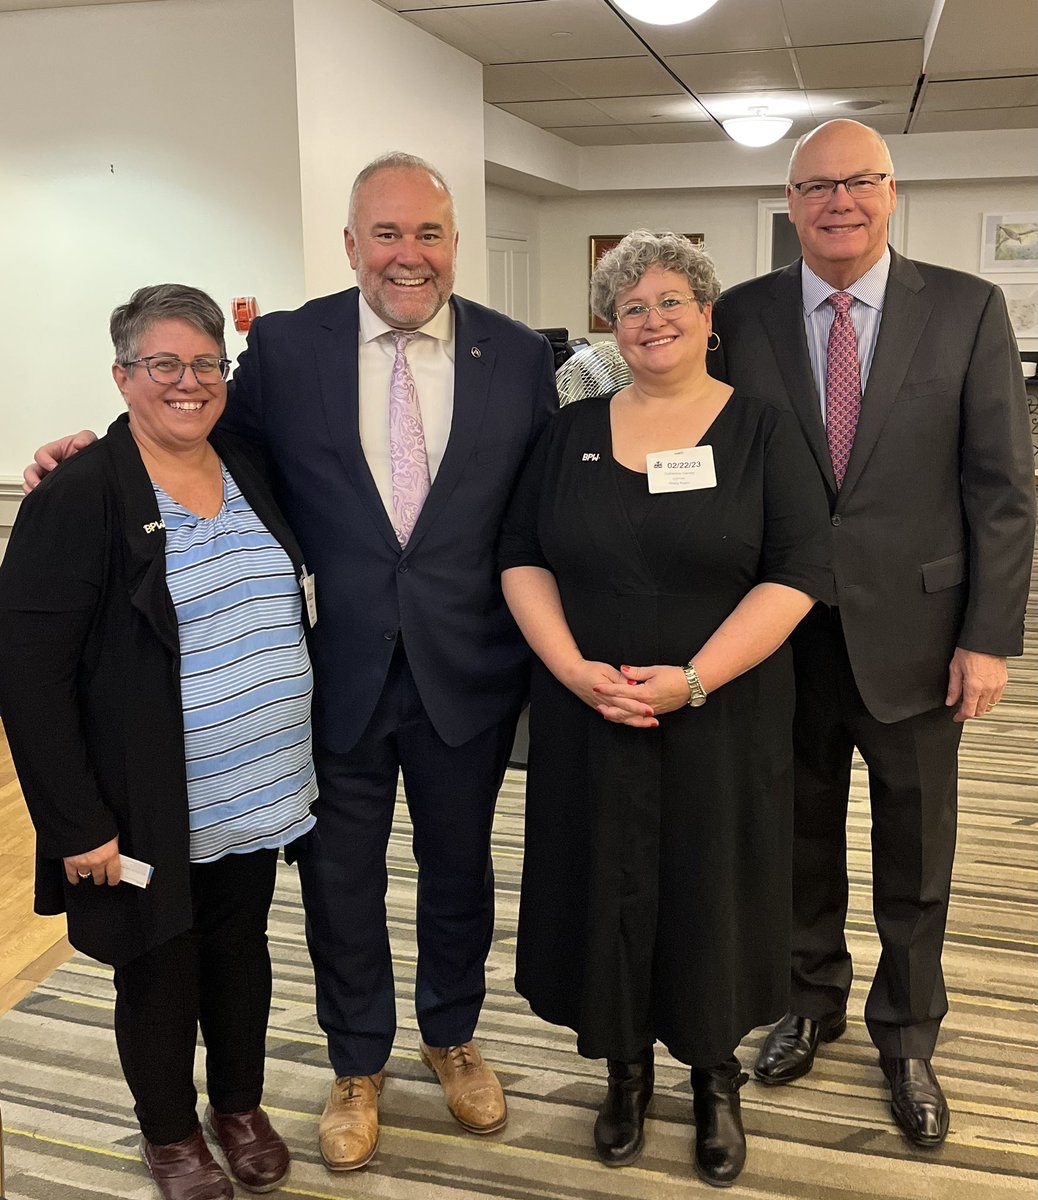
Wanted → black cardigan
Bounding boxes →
[0,414,309,966]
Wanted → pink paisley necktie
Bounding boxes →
[388,330,431,546]
[825,291,862,489]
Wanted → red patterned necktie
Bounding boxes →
[825,291,861,489]
[388,330,431,546]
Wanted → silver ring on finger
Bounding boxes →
[78,871,91,879]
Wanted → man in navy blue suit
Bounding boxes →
[227,153,557,1169]
[26,152,558,1172]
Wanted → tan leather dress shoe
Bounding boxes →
[318,1072,385,1171]
[419,1039,507,1134]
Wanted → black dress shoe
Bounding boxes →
[690,1058,749,1188]
[593,1049,654,1166]
[753,1011,847,1085]
[880,1056,949,1147]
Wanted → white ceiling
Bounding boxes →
[3,0,1035,147]
[379,0,1038,146]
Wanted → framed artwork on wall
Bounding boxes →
[1000,282,1038,340]
[589,234,704,333]
[980,212,1038,272]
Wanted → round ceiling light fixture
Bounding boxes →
[722,106,793,147]
[613,0,720,26]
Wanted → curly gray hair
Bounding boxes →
[591,230,721,325]
[110,284,226,364]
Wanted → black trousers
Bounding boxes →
[297,641,519,1076]
[112,848,278,1145]
[789,606,962,1059]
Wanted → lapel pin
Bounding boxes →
[470,347,481,358]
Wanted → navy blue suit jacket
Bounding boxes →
[221,287,558,752]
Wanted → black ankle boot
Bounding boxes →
[593,1048,654,1166]
[690,1058,749,1188]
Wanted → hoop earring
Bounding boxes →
[707,331,721,352]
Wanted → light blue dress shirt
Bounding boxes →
[801,248,891,422]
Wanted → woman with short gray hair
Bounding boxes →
[0,284,317,1200]
[501,231,831,1185]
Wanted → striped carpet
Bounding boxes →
[1,593,1035,1198]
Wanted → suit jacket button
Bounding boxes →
[831,515,842,527]
[383,630,396,640]
[398,562,409,573]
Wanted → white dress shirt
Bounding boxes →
[357,293,456,519]
[801,248,890,421]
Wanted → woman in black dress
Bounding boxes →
[500,232,831,1186]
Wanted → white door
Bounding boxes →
[487,235,531,325]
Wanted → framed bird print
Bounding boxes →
[980,212,1038,272]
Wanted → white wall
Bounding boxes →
[532,177,1038,344]
[535,188,769,340]
[902,179,1038,271]
[293,0,488,303]
[0,0,305,479]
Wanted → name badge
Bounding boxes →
[300,567,317,626]
[646,445,717,493]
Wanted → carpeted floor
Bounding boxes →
[1,586,1035,1199]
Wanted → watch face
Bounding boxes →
[689,692,707,707]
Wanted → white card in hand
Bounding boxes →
[118,854,154,888]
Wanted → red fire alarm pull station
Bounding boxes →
[232,296,259,333]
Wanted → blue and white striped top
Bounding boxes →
[155,464,318,863]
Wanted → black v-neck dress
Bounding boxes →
[499,391,831,1066]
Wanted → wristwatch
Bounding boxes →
[682,661,707,707]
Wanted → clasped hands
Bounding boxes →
[562,660,692,728]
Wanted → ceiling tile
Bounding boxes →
[404,0,641,65]
[390,0,538,8]
[484,64,584,103]
[593,95,712,123]
[622,0,790,55]
[548,121,728,146]
[805,85,915,119]
[497,98,622,127]
[911,106,1038,133]
[781,0,934,46]
[920,76,1038,113]
[697,89,809,120]
[852,114,909,135]
[795,39,922,89]
[924,0,1038,78]
[539,55,683,97]
[484,55,681,103]
[667,49,800,93]
[545,124,640,146]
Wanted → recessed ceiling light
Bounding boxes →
[835,98,883,111]
[550,30,573,38]
[613,0,720,26]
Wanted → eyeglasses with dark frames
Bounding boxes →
[790,173,891,201]
[121,355,231,385]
